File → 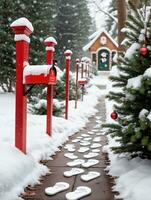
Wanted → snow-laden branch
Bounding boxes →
[90,0,118,24]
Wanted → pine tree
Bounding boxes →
[29,70,80,116]
[0,0,15,92]
[105,0,118,40]
[17,0,57,65]
[0,0,56,92]
[55,0,91,70]
[104,1,151,158]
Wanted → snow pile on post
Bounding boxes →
[44,37,57,45]
[10,17,34,32]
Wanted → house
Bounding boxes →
[83,29,118,71]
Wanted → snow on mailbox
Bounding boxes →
[78,78,87,85]
[23,64,57,85]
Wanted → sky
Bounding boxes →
[88,0,111,30]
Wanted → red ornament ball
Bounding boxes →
[139,47,149,57]
[111,111,118,120]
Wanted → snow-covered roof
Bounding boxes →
[83,29,118,52]
[88,29,103,40]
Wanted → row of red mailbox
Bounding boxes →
[10,17,90,154]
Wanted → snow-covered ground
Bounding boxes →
[104,66,151,200]
[0,73,107,200]
[1,69,150,200]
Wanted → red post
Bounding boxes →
[64,50,73,119]
[87,62,90,77]
[11,18,33,154]
[75,59,79,109]
[44,37,57,136]
[81,61,84,78]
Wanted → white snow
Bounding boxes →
[143,67,151,77]
[2,63,151,200]
[14,34,30,43]
[10,17,34,32]
[139,109,149,119]
[126,75,143,89]
[125,43,140,59]
[0,73,107,200]
[44,37,57,45]
[46,46,55,52]
[23,65,53,82]
[64,50,73,55]
[147,111,151,121]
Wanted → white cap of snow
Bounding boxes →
[64,50,73,55]
[23,64,52,83]
[10,17,34,32]
[44,37,57,45]
[81,57,91,63]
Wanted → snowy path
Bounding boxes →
[27,96,114,200]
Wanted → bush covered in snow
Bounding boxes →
[28,70,80,116]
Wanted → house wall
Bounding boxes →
[89,32,118,52]
[89,32,118,71]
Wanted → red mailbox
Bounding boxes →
[78,78,87,85]
[23,65,57,85]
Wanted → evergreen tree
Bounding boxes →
[0,0,15,92]
[105,0,117,40]
[0,0,56,92]
[29,70,80,116]
[104,1,151,158]
[55,0,91,70]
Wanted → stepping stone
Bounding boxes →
[67,147,76,152]
[67,159,85,167]
[87,131,93,134]
[72,139,81,143]
[64,168,84,177]
[96,132,102,136]
[77,136,83,139]
[95,116,101,120]
[87,131,94,135]
[66,186,91,200]
[78,147,89,153]
[93,137,101,142]
[90,143,102,149]
[91,149,101,153]
[64,144,75,149]
[64,153,78,160]
[96,120,102,123]
[83,137,92,141]
[91,129,98,132]
[80,141,91,146]
[84,152,99,159]
[82,159,99,168]
[45,182,69,196]
[81,171,101,182]
[81,134,89,137]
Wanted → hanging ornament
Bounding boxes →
[111,111,118,120]
[139,47,149,57]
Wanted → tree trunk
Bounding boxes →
[116,0,126,51]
